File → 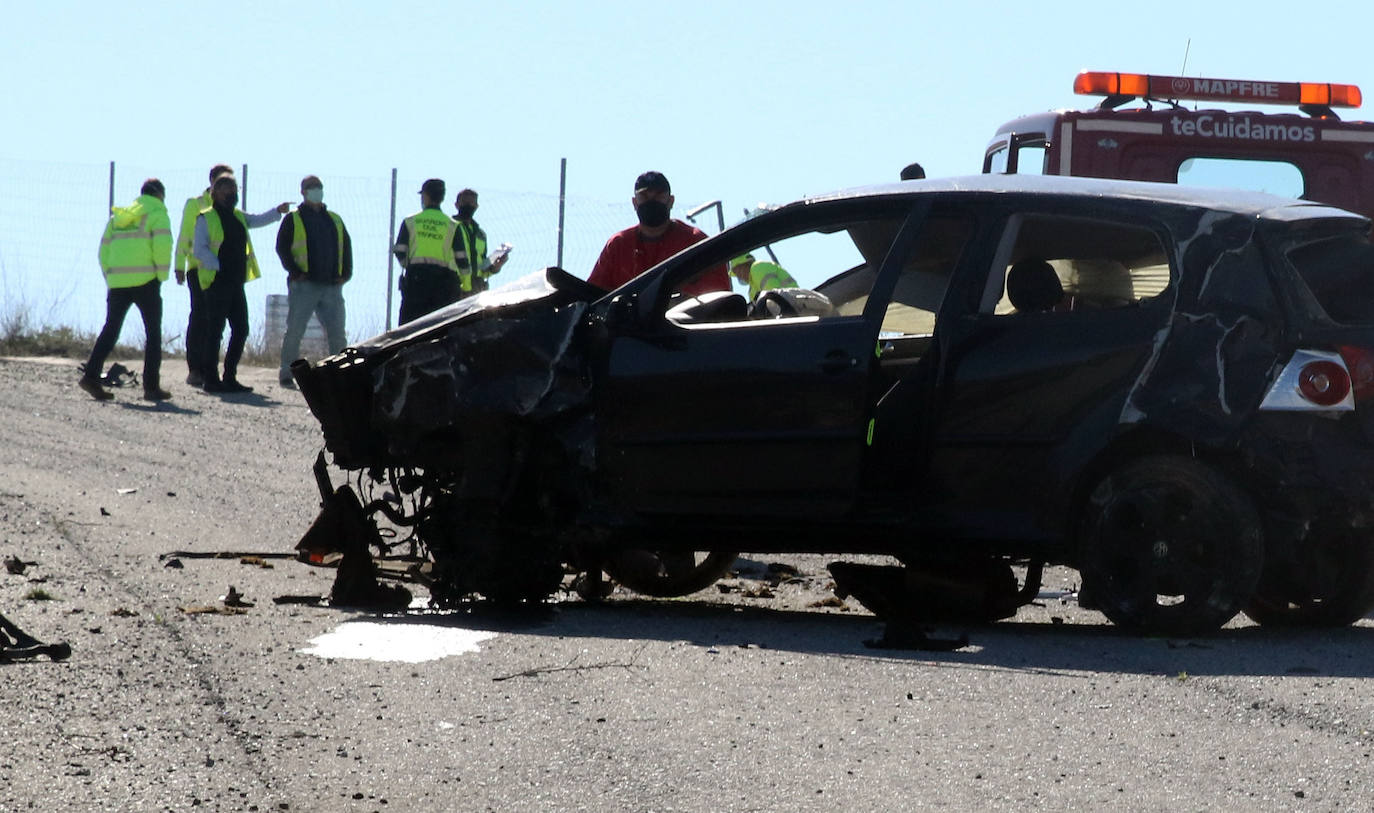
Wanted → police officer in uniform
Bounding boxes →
[393,178,467,324]
[452,188,508,299]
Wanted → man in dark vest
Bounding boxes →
[191,174,289,393]
[274,175,352,388]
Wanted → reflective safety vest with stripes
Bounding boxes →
[401,208,467,289]
[455,219,487,288]
[289,209,346,276]
[175,189,212,273]
[98,194,173,289]
[197,207,262,289]
[747,261,798,300]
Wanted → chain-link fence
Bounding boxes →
[0,158,632,349]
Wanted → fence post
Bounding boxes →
[108,161,115,212]
[241,163,248,212]
[557,158,567,269]
[386,167,397,331]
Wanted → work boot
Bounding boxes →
[186,370,204,387]
[279,373,296,389]
[221,378,254,394]
[79,376,113,401]
[143,386,172,401]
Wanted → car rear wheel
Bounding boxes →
[1243,531,1374,627]
[604,550,739,597]
[1079,455,1263,636]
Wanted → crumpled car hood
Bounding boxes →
[295,267,602,468]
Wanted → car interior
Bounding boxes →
[983,214,1171,315]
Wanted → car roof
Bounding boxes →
[802,174,1365,225]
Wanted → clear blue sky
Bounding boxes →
[5,1,1374,338]
[11,0,1373,209]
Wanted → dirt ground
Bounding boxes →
[5,355,1374,812]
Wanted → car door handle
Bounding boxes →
[818,351,858,373]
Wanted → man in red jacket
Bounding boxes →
[587,171,728,297]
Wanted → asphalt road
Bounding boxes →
[2,356,1373,812]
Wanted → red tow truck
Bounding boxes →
[984,71,1374,219]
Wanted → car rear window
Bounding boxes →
[1287,231,1374,324]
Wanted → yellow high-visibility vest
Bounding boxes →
[175,189,211,272]
[198,207,262,289]
[289,209,345,276]
[402,208,464,286]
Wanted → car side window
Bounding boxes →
[876,215,974,338]
[665,217,907,327]
[981,215,1171,315]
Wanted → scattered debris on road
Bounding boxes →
[221,586,253,608]
[0,611,71,663]
[4,555,36,575]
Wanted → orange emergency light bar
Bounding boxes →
[1075,71,1362,109]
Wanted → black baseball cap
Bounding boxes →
[634,171,670,194]
[419,178,446,198]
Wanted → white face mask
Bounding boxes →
[305,188,324,204]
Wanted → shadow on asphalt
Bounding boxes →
[119,399,201,415]
[324,598,1374,680]
[200,390,282,408]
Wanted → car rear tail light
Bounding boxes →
[1337,344,1374,402]
[1296,360,1351,406]
[1259,349,1355,412]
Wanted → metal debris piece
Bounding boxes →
[4,556,35,575]
[180,605,248,616]
[271,595,326,606]
[0,611,72,663]
[221,587,254,608]
[159,551,296,561]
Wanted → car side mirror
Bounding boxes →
[606,294,639,332]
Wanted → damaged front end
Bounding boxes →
[292,269,603,606]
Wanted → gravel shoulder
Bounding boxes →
[4,355,1374,812]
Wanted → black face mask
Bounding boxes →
[636,199,670,228]
[457,205,477,219]
[218,193,238,209]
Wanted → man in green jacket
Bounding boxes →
[729,253,798,301]
[80,178,174,402]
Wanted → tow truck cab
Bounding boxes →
[984,71,1374,219]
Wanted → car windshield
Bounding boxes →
[1286,227,1374,324]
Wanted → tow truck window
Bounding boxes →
[982,215,1170,314]
[1176,157,1304,198]
[985,137,1048,175]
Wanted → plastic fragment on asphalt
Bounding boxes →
[300,621,496,663]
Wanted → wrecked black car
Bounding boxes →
[293,175,1374,636]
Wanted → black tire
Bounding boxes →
[604,550,739,597]
[1243,532,1374,627]
[1078,455,1263,636]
